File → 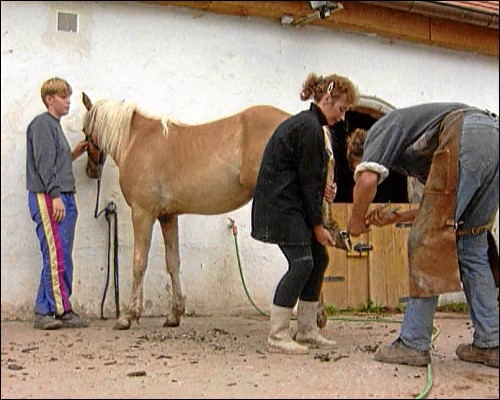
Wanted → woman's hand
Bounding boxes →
[313,225,335,247]
[324,182,337,203]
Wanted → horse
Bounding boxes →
[81,92,290,329]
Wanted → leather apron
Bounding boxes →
[407,109,463,297]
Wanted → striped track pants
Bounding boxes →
[28,192,78,316]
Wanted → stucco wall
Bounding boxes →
[1,1,498,320]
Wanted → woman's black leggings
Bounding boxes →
[273,241,330,308]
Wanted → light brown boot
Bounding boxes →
[374,338,431,366]
[295,300,337,348]
[456,343,499,368]
[267,305,309,354]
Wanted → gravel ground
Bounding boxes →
[1,311,498,399]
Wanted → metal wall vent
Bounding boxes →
[57,11,78,33]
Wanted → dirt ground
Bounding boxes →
[1,311,498,399]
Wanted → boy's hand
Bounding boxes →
[72,140,88,160]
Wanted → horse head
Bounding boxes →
[82,92,106,179]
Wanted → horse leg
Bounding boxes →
[114,208,155,330]
[159,216,185,327]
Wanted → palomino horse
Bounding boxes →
[82,93,290,329]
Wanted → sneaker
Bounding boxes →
[56,311,90,329]
[33,314,63,330]
[374,338,431,366]
[456,343,499,368]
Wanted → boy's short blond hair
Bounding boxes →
[41,77,72,107]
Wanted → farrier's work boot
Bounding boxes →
[57,311,90,329]
[33,314,63,330]
[374,338,431,366]
[267,305,309,354]
[456,343,499,368]
[294,300,337,348]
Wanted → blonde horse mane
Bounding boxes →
[87,99,174,158]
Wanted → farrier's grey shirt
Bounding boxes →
[26,112,75,198]
[355,102,467,185]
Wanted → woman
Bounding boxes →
[251,72,359,354]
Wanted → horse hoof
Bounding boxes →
[163,319,180,328]
[317,308,328,330]
[113,318,131,330]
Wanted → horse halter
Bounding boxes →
[85,131,105,167]
[84,109,105,167]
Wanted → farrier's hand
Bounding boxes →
[347,213,369,237]
[324,182,337,203]
[72,140,88,160]
[366,207,399,227]
[52,197,66,223]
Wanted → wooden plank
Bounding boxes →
[368,204,391,307]
[332,2,430,42]
[346,204,369,309]
[430,19,499,56]
[138,1,311,20]
[368,204,411,308]
[385,204,411,306]
[139,1,498,56]
[324,203,413,310]
[322,204,349,309]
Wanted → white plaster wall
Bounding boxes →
[1,1,498,320]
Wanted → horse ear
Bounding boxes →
[82,92,93,111]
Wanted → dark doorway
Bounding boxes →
[330,109,409,203]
